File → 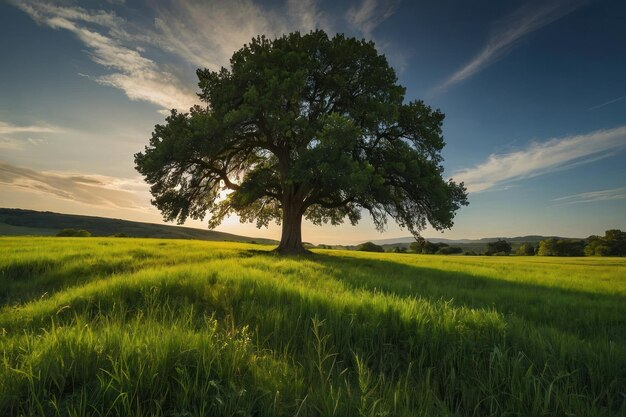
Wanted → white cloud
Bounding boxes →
[551,186,626,206]
[12,1,198,112]
[149,0,288,70]
[149,0,337,71]
[436,0,586,92]
[0,161,149,210]
[12,0,403,111]
[346,0,398,38]
[454,125,626,192]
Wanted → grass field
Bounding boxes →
[0,237,624,416]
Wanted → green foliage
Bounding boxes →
[409,239,451,254]
[604,229,626,255]
[486,239,512,255]
[134,31,467,252]
[390,246,407,253]
[516,243,536,256]
[0,237,625,416]
[56,228,91,237]
[356,241,384,252]
[538,238,585,256]
[408,240,422,253]
[585,230,626,256]
[436,245,463,255]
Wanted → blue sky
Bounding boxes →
[1,0,625,244]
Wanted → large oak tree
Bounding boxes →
[135,31,468,254]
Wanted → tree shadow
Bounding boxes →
[251,251,626,345]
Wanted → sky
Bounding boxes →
[1,0,625,245]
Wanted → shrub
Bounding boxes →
[56,228,91,237]
[356,242,384,252]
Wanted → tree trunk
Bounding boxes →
[275,201,309,255]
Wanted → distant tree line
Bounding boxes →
[409,239,463,255]
[515,229,626,257]
[363,229,626,257]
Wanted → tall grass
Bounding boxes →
[0,237,624,416]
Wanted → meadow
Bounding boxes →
[0,237,624,416]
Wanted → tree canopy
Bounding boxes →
[135,30,468,253]
[356,242,384,253]
[537,238,585,257]
[486,239,512,256]
[516,243,536,256]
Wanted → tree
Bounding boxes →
[409,239,448,254]
[537,239,558,256]
[516,243,535,256]
[437,246,462,255]
[356,242,384,253]
[604,229,626,255]
[486,239,512,255]
[135,31,468,254]
[390,246,407,253]
[584,230,626,256]
[409,237,426,253]
[556,239,585,257]
[538,238,585,256]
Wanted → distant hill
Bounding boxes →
[370,235,568,245]
[364,234,583,254]
[0,208,277,244]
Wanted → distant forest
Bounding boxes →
[378,230,625,256]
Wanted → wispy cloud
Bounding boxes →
[454,125,626,192]
[12,1,403,111]
[12,1,198,112]
[436,0,585,93]
[0,161,148,210]
[0,120,63,150]
[346,0,398,38]
[287,0,330,32]
[148,0,347,72]
[149,0,292,71]
[551,186,626,206]
[588,94,626,111]
[0,121,62,135]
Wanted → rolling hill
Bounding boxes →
[0,208,277,244]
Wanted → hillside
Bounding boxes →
[0,208,276,244]
[0,237,624,416]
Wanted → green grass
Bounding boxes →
[0,237,624,416]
